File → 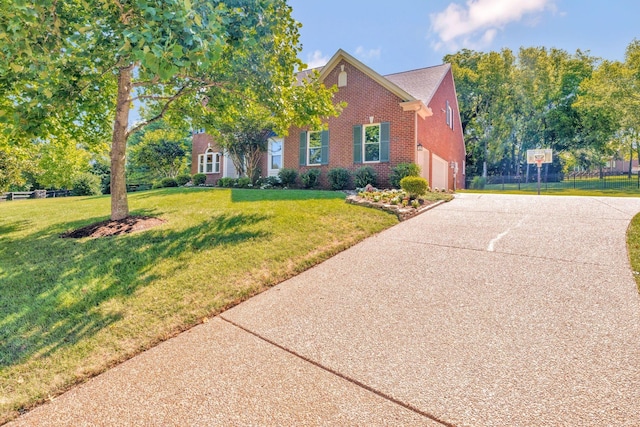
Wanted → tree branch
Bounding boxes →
[129,94,179,102]
[126,85,190,138]
[132,76,160,88]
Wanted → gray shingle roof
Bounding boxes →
[384,64,451,105]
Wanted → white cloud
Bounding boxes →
[355,46,382,61]
[430,0,555,50]
[306,50,330,69]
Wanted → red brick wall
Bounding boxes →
[191,133,223,185]
[284,59,416,189]
[421,69,466,190]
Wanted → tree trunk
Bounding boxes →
[629,145,633,179]
[110,65,133,221]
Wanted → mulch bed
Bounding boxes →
[60,216,165,238]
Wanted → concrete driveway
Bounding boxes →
[10,194,640,426]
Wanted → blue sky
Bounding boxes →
[288,0,639,75]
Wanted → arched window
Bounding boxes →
[198,148,220,173]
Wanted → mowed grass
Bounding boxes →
[0,187,398,423]
[627,213,640,293]
[460,187,640,197]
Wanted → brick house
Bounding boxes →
[192,49,466,190]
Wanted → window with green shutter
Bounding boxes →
[301,130,328,166]
[360,122,390,163]
[307,131,322,165]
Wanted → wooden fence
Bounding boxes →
[0,190,72,202]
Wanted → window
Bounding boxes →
[198,149,220,174]
[300,130,329,166]
[446,100,453,130]
[353,123,389,164]
[268,138,283,176]
[307,131,322,165]
[363,124,381,162]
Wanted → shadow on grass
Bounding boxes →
[0,211,270,369]
[230,188,346,203]
[0,219,31,236]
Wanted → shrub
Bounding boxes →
[300,169,320,188]
[217,177,236,188]
[160,177,178,188]
[71,173,102,196]
[258,176,281,189]
[327,167,351,190]
[236,177,251,188]
[400,176,429,198]
[265,176,281,186]
[470,176,486,189]
[176,174,191,186]
[354,166,377,188]
[278,168,298,187]
[192,173,206,186]
[390,162,420,188]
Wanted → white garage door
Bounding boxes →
[432,154,448,190]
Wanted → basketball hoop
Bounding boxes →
[534,153,545,169]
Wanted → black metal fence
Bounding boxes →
[466,171,640,192]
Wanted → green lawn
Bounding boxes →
[460,187,640,197]
[627,213,640,293]
[0,187,399,423]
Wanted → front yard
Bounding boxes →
[0,187,398,423]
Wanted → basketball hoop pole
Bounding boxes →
[534,154,545,195]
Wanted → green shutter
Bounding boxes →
[380,122,390,163]
[320,130,329,165]
[299,131,307,166]
[353,125,362,163]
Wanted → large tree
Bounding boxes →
[1,0,339,220]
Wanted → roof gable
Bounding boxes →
[384,64,451,106]
[317,49,415,102]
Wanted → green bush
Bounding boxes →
[152,181,163,189]
[354,166,377,188]
[217,177,236,188]
[160,177,178,188]
[300,169,320,188]
[71,172,102,196]
[236,177,251,188]
[327,167,351,190]
[278,168,298,187]
[192,173,206,186]
[470,176,486,189]
[390,163,420,188]
[176,174,191,186]
[400,176,429,198]
[258,176,281,188]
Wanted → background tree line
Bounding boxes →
[445,39,640,179]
